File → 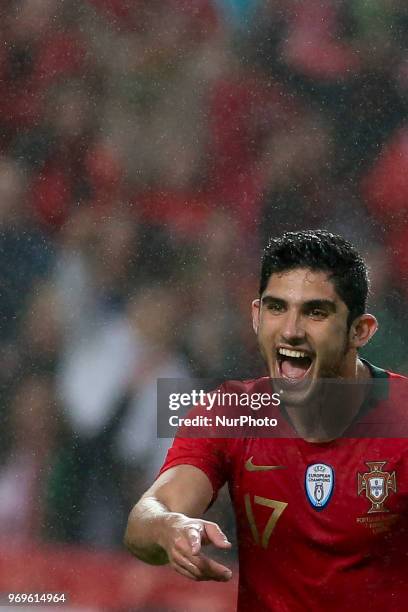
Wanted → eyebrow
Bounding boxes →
[261,296,337,312]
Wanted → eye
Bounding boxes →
[308,308,328,320]
[267,302,285,313]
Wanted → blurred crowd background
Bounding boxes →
[0,0,408,595]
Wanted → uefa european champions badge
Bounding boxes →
[305,463,334,510]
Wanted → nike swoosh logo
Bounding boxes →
[245,456,287,472]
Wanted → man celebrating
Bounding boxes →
[125,230,407,611]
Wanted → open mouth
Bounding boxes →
[277,347,314,382]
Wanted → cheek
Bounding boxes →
[256,324,276,357]
[316,324,349,356]
[258,320,277,342]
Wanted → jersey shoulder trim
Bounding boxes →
[386,371,408,380]
[361,359,407,380]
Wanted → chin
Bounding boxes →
[276,377,320,407]
[268,358,321,406]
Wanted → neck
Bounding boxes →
[284,358,371,442]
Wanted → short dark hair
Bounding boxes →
[260,230,369,327]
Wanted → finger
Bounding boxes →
[171,547,232,583]
[172,528,202,556]
[171,560,199,581]
[202,522,231,549]
[171,549,203,580]
[194,553,232,582]
[173,553,231,582]
[185,525,203,554]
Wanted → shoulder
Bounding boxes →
[362,359,407,381]
[386,371,408,380]
[366,365,408,431]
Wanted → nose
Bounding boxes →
[280,309,305,344]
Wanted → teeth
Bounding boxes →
[278,348,308,359]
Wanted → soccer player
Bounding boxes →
[124,230,408,611]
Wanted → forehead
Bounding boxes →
[263,268,341,302]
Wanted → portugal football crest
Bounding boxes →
[305,463,334,510]
[357,461,397,513]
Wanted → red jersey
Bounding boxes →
[159,364,408,611]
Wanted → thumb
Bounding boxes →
[202,522,231,549]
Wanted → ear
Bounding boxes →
[348,314,378,349]
[252,298,260,334]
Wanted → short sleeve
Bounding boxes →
[157,436,230,498]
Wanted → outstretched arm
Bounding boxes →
[124,464,232,581]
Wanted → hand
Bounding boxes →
[159,514,232,582]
